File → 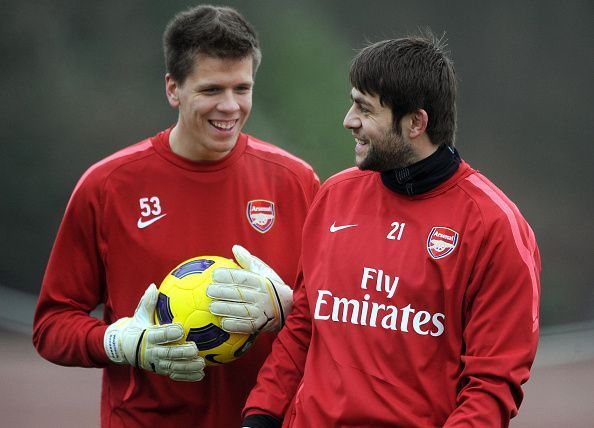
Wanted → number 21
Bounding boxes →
[387,222,405,240]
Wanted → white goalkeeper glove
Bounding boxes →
[207,245,293,334]
[104,283,205,382]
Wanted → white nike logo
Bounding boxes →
[329,222,358,233]
[137,214,167,229]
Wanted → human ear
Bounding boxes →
[165,73,180,108]
[409,109,428,138]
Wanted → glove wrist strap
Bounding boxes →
[104,324,126,364]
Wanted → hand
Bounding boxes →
[207,245,293,334]
[104,284,205,381]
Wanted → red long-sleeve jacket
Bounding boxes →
[33,128,319,427]
[245,162,540,427]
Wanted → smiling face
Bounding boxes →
[166,55,254,161]
[343,88,416,171]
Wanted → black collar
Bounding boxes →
[380,145,461,196]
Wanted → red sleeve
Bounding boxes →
[445,191,541,426]
[32,172,110,367]
[307,173,321,205]
[243,270,311,420]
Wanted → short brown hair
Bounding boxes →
[163,5,261,84]
[349,32,457,146]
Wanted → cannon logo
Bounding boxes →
[427,226,459,259]
[247,200,275,233]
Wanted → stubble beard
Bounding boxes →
[358,127,416,172]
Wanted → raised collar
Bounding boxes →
[380,144,461,196]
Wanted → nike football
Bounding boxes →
[155,256,257,365]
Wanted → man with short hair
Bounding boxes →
[33,5,319,427]
[242,34,540,427]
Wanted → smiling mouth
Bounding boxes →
[209,119,237,131]
[355,137,367,145]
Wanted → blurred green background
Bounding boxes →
[1,0,592,327]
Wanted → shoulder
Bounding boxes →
[71,138,156,197]
[323,167,374,189]
[456,168,535,246]
[317,167,375,198]
[457,169,524,223]
[244,134,318,181]
[309,167,375,210]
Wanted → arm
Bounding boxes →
[242,268,312,423]
[33,175,111,366]
[444,214,541,426]
[33,174,204,381]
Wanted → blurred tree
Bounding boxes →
[242,1,353,179]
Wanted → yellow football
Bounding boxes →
[155,256,256,365]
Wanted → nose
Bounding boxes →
[343,105,361,130]
[217,91,240,113]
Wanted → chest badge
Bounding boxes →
[427,226,459,259]
[246,199,275,233]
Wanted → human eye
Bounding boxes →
[200,86,221,95]
[235,84,252,94]
[357,102,370,114]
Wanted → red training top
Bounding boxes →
[33,128,319,427]
[245,162,540,427]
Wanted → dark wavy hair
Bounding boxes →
[163,5,261,84]
[349,32,457,146]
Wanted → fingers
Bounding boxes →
[169,368,206,382]
[145,323,185,344]
[209,300,259,318]
[158,358,206,382]
[231,245,284,284]
[209,299,267,333]
[148,341,198,361]
[157,357,204,372]
[232,245,266,275]
[231,244,252,270]
[134,283,159,315]
[220,317,260,334]
[211,268,264,288]
[206,283,261,303]
[146,338,205,381]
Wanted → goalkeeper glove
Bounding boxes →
[104,283,205,381]
[207,245,293,334]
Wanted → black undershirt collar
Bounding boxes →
[380,144,461,196]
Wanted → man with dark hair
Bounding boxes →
[33,5,319,427]
[242,34,540,427]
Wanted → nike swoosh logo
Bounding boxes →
[330,222,358,233]
[137,213,167,229]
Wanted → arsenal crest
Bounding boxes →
[427,226,459,259]
[246,200,275,233]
